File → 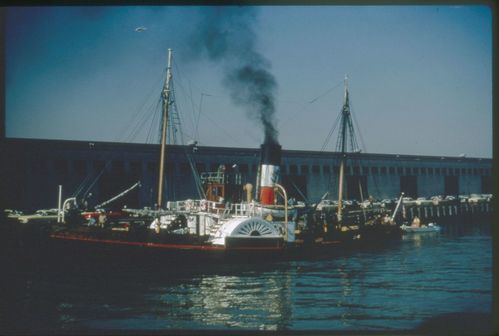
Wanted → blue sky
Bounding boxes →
[5,5,492,158]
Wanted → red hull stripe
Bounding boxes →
[49,234,284,251]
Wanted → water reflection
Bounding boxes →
[402,231,440,248]
[149,266,293,330]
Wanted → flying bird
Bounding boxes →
[135,26,147,32]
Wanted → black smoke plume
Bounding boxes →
[188,6,279,145]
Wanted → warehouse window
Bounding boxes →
[55,159,68,174]
[147,161,158,173]
[130,161,141,174]
[240,164,249,173]
[74,160,86,174]
[112,160,124,173]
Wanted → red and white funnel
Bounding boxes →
[259,142,282,205]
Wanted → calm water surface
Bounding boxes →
[0,222,492,332]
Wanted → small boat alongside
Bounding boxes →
[400,222,441,233]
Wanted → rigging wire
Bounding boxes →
[308,80,344,103]
[346,111,360,152]
[172,61,198,140]
[127,96,159,143]
[113,69,166,143]
[145,96,162,144]
[72,69,166,201]
[171,86,187,145]
[320,112,342,152]
[350,101,368,153]
[82,160,113,199]
[346,99,381,198]
[279,79,343,133]
[72,173,94,198]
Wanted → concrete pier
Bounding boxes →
[399,201,492,224]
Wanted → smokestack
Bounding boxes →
[259,142,281,205]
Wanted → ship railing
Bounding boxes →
[166,199,226,214]
[200,172,226,184]
[229,202,262,217]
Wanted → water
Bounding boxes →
[0,222,492,333]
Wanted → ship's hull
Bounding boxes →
[2,218,402,264]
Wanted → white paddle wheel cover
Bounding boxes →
[211,217,282,246]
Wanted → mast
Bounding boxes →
[157,48,173,209]
[337,75,349,223]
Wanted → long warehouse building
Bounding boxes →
[0,138,492,212]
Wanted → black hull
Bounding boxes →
[1,220,404,265]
